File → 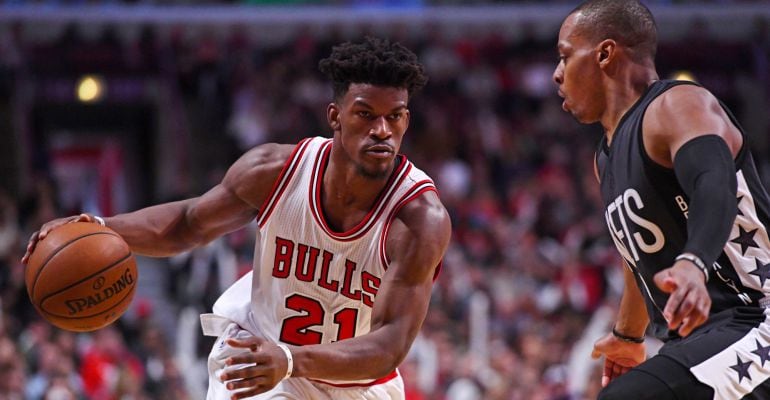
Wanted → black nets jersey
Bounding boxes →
[596,79,770,341]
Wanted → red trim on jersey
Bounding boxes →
[379,181,440,281]
[257,138,313,227]
[310,370,399,388]
[308,141,411,241]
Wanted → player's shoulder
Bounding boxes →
[222,142,298,207]
[644,82,720,134]
[394,190,451,243]
[384,189,450,278]
[229,142,295,182]
[649,82,717,116]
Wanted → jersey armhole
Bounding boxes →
[379,180,441,281]
[257,137,313,227]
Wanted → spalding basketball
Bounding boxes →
[25,222,137,332]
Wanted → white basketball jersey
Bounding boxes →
[228,136,436,386]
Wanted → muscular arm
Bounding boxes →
[591,264,648,386]
[643,84,732,335]
[103,143,292,257]
[288,191,452,380]
[643,84,741,166]
[615,264,650,338]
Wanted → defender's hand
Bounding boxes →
[591,332,646,387]
[21,214,101,265]
[220,337,290,399]
[654,260,711,337]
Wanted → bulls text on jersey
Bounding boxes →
[272,236,380,308]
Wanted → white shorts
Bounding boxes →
[206,323,405,400]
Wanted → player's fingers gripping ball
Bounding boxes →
[25,222,137,332]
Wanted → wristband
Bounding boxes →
[277,344,293,380]
[612,327,645,344]
[92,215,106,227]
[675,253,709,283]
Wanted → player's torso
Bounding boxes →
[253,137,435,347]
[596,80,770,339]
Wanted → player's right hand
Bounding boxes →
[591,331,646,387]
[21,213,99,265]
[220,336,290,399]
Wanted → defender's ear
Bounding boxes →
[597,39,616,66]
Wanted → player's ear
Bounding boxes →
[327,103,341,131]
[597,39,616,66]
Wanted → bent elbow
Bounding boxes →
[372,348,408,379]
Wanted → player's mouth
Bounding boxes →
[364,144,394,159]
[558,89,569,112]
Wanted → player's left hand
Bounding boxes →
[653,260,711,337]
[591,331,646,387]
[219,336,290,399]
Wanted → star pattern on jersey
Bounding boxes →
[737,195,745,216]
[730,354,753,383]
[731,225,759,255]
[749,259,770,287]
[752,339,770,367]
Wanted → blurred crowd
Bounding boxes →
[0,9,769,400]
[2,0,770,6]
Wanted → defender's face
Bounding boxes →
[328,83,410,179]
[553,13,605,124]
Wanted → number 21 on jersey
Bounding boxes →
[280,294,359,345]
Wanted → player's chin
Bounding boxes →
[356,162,391,180]
[571,109,599,125]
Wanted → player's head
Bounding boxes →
[570,0,657,63]
[319,37,428,179]
[318,36,428,102]
[553,0,657,123]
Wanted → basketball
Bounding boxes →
[25,222,138,332]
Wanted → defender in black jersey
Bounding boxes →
[554,1,770,399]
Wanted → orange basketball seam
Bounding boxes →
[36,251,134,313]
[29,231,123,300]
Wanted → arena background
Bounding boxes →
[0,1,769,399]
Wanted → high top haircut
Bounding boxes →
[572,0,658,63]
[318,36,428,102]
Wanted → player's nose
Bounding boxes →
[370,117,392,138]
[553,65,564,85]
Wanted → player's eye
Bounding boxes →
[357,111,372,119]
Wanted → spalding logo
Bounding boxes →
[92,277,106,290]
[65,269,134,315]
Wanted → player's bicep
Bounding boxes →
[644,85,741,166]
[186,143,291,240]
[370,192,450,331]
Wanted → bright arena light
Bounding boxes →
[76,75,105,103]
[671,70,697,82]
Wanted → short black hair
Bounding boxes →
[318,36,428,101]
[572,0,657,62]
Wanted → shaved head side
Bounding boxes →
[571,0,658,62]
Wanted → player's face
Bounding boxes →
[329,83,410,179]
[553,13,605,124]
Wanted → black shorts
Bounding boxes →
[600,307,770,400]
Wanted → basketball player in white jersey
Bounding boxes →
[23,37,452,399]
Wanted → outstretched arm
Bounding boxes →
[22,143,292,261]
[220,191,452,397]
